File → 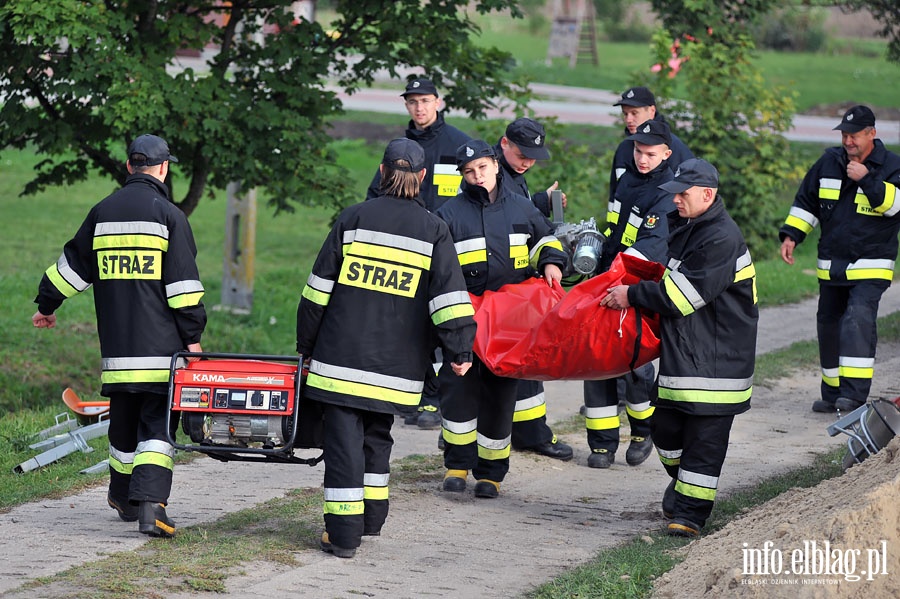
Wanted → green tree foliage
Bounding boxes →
[839,1,900,62]
[0,0,523,216]
[646,1,804,255]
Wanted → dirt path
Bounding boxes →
[3,288,900,598]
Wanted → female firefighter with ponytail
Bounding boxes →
[296,138,475,558]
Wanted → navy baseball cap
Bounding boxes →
[401,77,439,97]
[128,134,178,166]
[382,138,426,172]
[833,105,876,133]
[659,158,719,194]
[505,117,551,160]
[627,120,672,146]
[614,86,656,107]
[456,139,496,170]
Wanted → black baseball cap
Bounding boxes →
[382,138,426,172]
[614,86,656,107]
[833,105,876,133]
[401,77,439,97]
[505,117,551,160]
[456,139,496,170]
[128,134,178,166]
[659,158,719,194]
[626,119,671,146]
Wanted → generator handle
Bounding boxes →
[165,351,305,456]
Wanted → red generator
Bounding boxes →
[166,352,322,465]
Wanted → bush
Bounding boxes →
[753,7,828,52]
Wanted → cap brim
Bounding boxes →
[614,99,648,107]
[659,180,692,194]
[168,155,179,163]
[518,145,550,160]
[627,133,669,147]
[833,123,866,133]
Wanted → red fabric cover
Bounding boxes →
[471,253,665,380]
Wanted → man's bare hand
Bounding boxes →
[32,311,56,329]
[451,362,472,376]
[780,237,796,265]
[600,285,631,310]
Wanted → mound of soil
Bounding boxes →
[651,437,900,598]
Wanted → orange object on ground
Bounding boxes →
[61,387,110,418]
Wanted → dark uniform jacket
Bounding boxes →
[628,198,758,416]
[297,194,476,415]
[601,159,675,272]
[609,114,693,202]
[366,113,471,212]
[35,174,207,396]
[434,177,568,296]
[494,139,552,218]
[779,139,900,285]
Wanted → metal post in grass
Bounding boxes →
[220,181,257,314]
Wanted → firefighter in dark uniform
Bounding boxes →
[366,76,472,430]
[610,86,692,203]
[603,159,758,538]
[494,117,573,461]
[583,120,676,469]
[32,134,207,538]
[779,105,900,414]
[435,139,568,498]
[298,138,476,558]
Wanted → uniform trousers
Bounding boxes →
[583,361,656,452]
[321,402,393,550]
[817,281,888,405]
[651,405,734,529]
[107,391,177,506]
[511,379,553,449]
[440,356,517,483]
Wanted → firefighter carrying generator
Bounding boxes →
[166,352,323,466]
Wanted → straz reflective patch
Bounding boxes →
[339,256,421,297]
[514,256,529,269]
[98,250,162,279]
[433,164,463,197]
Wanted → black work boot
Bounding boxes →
[138,502,176,538]
[625,436,654,466]
[107,493,139,522]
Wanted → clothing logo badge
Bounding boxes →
[412,81,421,89]
[626,90,635,98]
[466,146,474,157]
[645,214,659,229]
[534,135,542,145]
[847,113,854,122]
[674,166,682,177]
[642,124,651,133]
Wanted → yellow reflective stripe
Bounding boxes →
[301,284,330,306]
[432,303,475,325]
[364,486,389,501]
[735,262,756,284]
[458,250,487,266]
[818,177,841,201]
[784,215,813,234]
[107,455,133,475]
[168,291,204,309]
[822,367,839,388]
[307,373,420,406]
[349,242,432,270]
[513,402,546,422]
[675,480,716,501]
[622,223,639,248]
[586,415,620,430]
[839,357,875,380]
[93,234,169,252]
[877,182,899,216]
[658,386,752,404]
[626,404,654,420]
[101,369,170,384]
[442,428,477,445]
[528,236,565,269]
[45,264,81,298]
[663,276,695,316]
[324,501,365,515]
[133,451,174,471]
[846,268,894,281]
[659,454,680,467]
[478,444,511,461]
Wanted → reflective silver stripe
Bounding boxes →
[788,206,818,228]
[584,405,618,419]
[477,432,511,450]
[102,356,174,370]
[736,250,753,271]
[817,259,831,271]
[627,212,643,228]
[95,221,169,238]
[848,258,894,272]
[352,228,434,256]
[166,279,204,298]
[623,247,649,261]
[667,270,705,310]
[840,356,875,368]
[342,229,357,245]
[515,391,545,411]
[136,439,175,459]
[667,257,682,271]
[626,400,652,412]
[509,232,530,247]
[529,235,562,261]
[109,445,135,464]
[608,199,620,214]
[306,273,334,294]
[55,253,91,291]
[819,177,841,192]
[434,164,459,175]
[658,375,754,391]
[615,167,626,181]
[364,473,390,487]
[443,417,477,435]
[324,487,364,502]
[679,468,719,489]
[455,238,486,254]
[822,367,839,378]
[657,447,682,459]
[429,291,471,314]
[309,360,423,393]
